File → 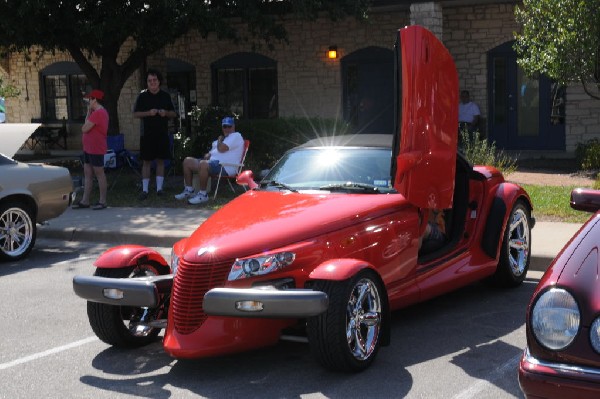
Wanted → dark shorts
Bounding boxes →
[83,152,105,168]
[140,133,171,161]
[206,160,223,175]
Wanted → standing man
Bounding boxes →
[133,69,177,200]
[458,90,481,136]
[175,116,244,205]
[73,89,109,210]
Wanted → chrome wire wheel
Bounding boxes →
[346,278,382,361]
[507,206,530,277]
[0,205,35,261]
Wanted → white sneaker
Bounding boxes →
[188,192,208,205]
[175,189,194,200]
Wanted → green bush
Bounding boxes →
[576,138,600,171]
[459,128,517,175]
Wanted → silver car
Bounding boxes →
[0,124,73,260]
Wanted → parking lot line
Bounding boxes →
[0,336,98,370]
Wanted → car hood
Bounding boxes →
[0,123,41,158]
[180,191,409,263]
[553,215,600,323]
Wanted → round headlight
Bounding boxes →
[590,318,600,353]
[532,288,580,350]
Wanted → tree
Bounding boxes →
[514,0,600,100]
[0,0,369,134]
[0,75,20,98]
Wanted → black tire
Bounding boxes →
[87,263,168,348]
[307,269,385,372]
[491,200,532,287]
[0,202,36,261]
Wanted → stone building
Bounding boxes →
[1,0,598,158]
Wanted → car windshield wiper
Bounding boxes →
[262,180,298,192]
[319,182,382,193]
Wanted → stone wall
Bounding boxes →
[166,11,409,121]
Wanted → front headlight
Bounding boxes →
[532,288,580,350]
[590,318,600,353]
[171,248,180,276]
[228,251,295,281]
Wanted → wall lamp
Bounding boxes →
[327,46,338,59]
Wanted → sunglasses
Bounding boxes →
[222,125,233,128]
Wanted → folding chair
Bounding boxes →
[211,140,250,199]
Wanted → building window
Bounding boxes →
[212,53,277,119]
[41,62,89,122]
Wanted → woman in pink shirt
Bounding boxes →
[73,89,109,210]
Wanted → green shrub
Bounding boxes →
[575,139,600,171]
[459,128,517,175]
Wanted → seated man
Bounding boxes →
[175,116,244,204]
[458,90,480,142]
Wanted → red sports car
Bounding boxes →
[519,188,600,398]
[73,26,533,371]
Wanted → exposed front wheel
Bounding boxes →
[307,270,384,372]
[87,264,168,347]
[0,202,36,261]
[492,200,532,287]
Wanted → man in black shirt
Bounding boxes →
[133,69,177,200]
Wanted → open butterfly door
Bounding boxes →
[393,26,458,210]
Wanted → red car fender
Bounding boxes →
[308,258,376,281]
[481,183,533,260]
[307,258,391,347]
[93,244,170,271]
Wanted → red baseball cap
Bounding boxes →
[83,89,104,100]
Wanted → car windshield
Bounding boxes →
[262,147,395,193]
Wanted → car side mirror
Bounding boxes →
[237,170,258,189]
[570,188,600,213]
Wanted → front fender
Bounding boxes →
[308,258,376,281]
[94,245,170,271]
[481,183,533,259]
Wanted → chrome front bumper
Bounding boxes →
[74,274,329,318]
[203,287,329,318]
[72,274,173,307]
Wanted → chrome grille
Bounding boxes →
[172,259,230,334]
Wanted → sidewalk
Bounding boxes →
[37,207,584,273]
[38,206,215,248]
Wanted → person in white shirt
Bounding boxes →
[458,90,480,134]
[175,116,244,204]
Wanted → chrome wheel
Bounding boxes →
[124,267,160,338]
[87,263,168,347]
[507,206,530,277]
[491,200,532,287]
[0,204,35,261]
[346,278,382,361]
[307,270,385,371]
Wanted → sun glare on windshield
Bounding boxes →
[316,149,341,168]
